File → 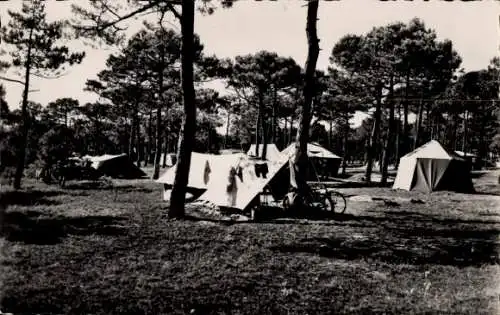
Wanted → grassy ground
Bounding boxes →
[1,168,499,314]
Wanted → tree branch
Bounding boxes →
[31,72,70,79]
[0,75,25,85]
[75,1,161,33]
[166,3,182,20]
[231,87,254,105]
[100,1,122,19]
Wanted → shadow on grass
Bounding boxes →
[63,180,114,190]
[1,210,128,245]
[470,171,493,179]
[329,181,394,189]
[0,190,62,207]
[472,188,500,197]
[185,206,354,225]
[271,210,500,267]
[63,181,154,194]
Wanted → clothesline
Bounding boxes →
[389,98,500,102]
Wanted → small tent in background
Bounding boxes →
[246,143,282,161]
[159,153,177,167]
[84,153,147,179]
[220,149,245,155]
[393,140,475,193]
[156,152,246,201]
[454,150,479,170]
[281,142,342,180]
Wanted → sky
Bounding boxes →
[0,0,499,128]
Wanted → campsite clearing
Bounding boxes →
[1,169,499,314]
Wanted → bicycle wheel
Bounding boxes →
[330,191,347,214]
[282,192,301,211]
[319,194,334,212]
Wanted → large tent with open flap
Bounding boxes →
[83,153,147,179]
[196,153,290,211]
[280,142,342,180]
[393,140,475,193]
[156,152,247,201]
[246,143,282,161]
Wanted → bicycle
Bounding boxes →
[281,159,347,214]
[282,183,347,214]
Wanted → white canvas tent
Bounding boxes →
[280,142,342,179]
[246,143,282,161]
[156,152,246,201]
[281,142,341,159]
[197,153,289,210]
[393,140,474,193]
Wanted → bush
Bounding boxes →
[0,166,16,185]
[38,125,77,167]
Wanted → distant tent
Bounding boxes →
[84,153,147,179]
[197,153,290,211]
[156,152,246,201]
[246,143,282,161]
[364,160,396,172]
[454,150,476,158]
[454,150,478,170]
[393,140,474,193]
[281,142,342,179]
[160,153,177,167]
[220,149,244,155]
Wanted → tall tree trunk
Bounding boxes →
[13,27,34,189]
[425,102,431,142]
[283,116,288,148]
[341,119,348,175]
[162,127,168,168]
[477,102,489,168]
[224,108,230,149]
[152,44,166,180]
[395,102,402,167]
[293,0,320,195]
[402,71,410,155]
[451,113,458,150]
[414,97,425,150]
[272,87,278,144]
[261,118,268,160]
[462,109,468,153]
[381,76,395,185]
[254,103,261,156]
[364,139,369,164]
[289,115,294,146]
[146,107,153,167]
[364,82,383,183]
[135,114,141,167]
[128,115,136,158]
[430,114,436,140]
[259,91,268,160]
[329,118,333,150]
[169,0,196,218]
[152,106,163,178]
